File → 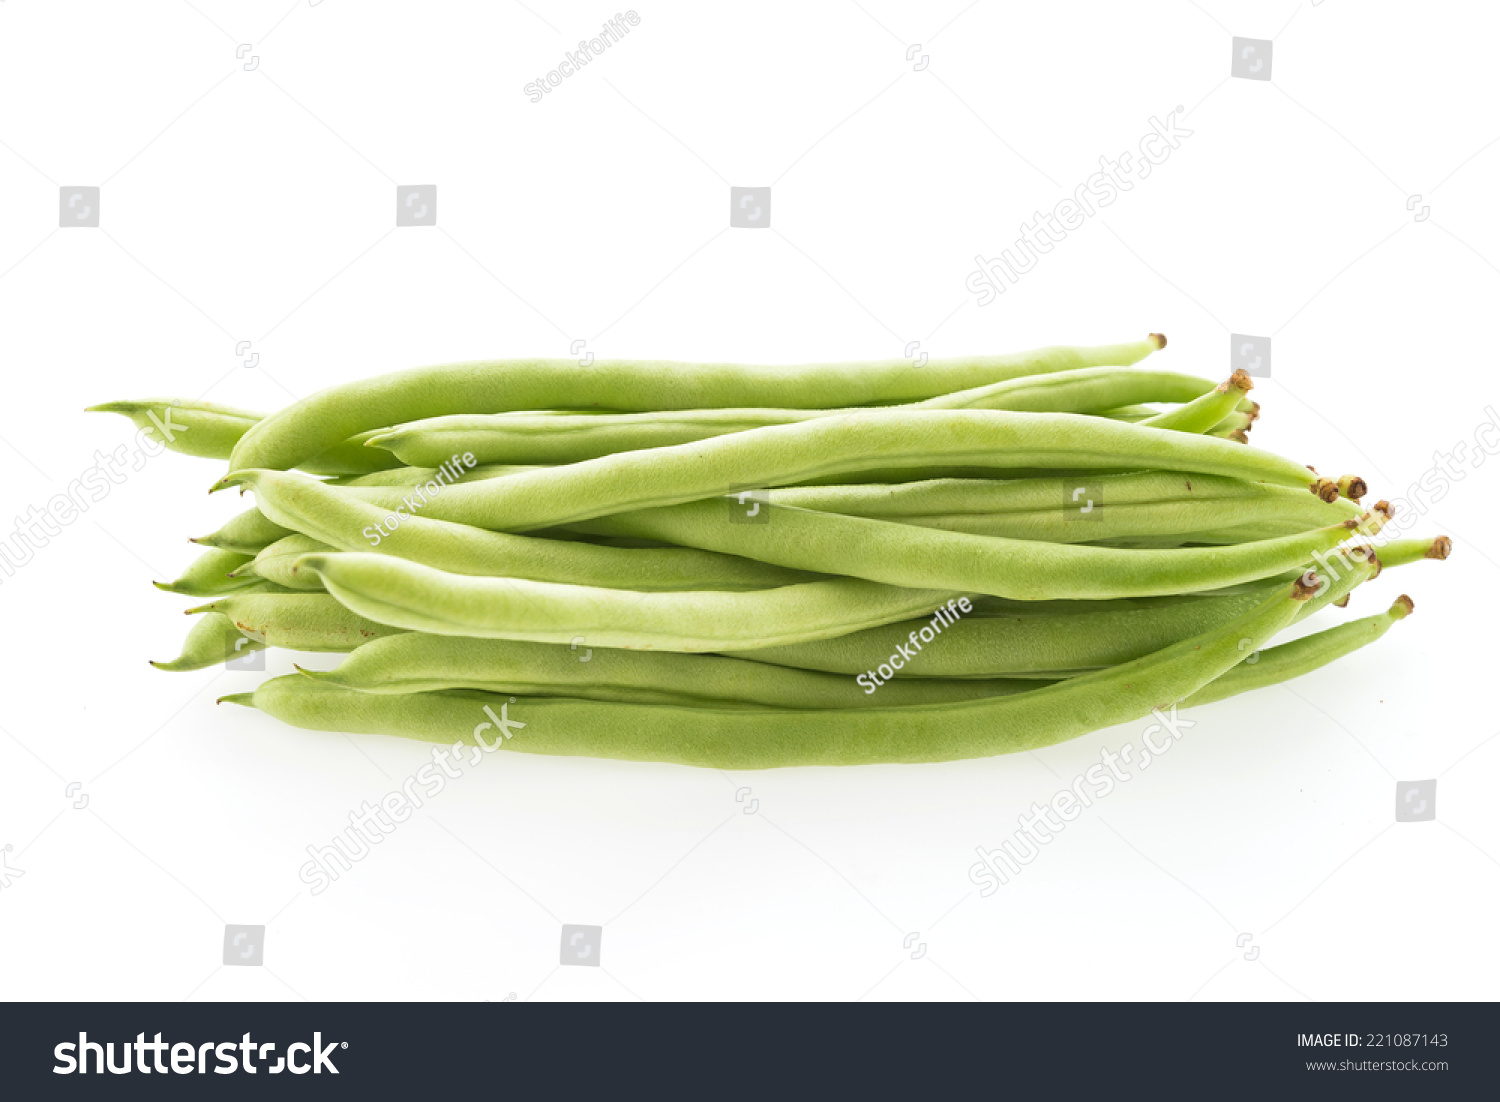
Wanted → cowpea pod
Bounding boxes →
[295,552,959,651]
[568,500,1386,600]
[150,612,268,671]
[233,469,817,590]
[236,410,1350,529]
[187,593,403,651]
[303,634,1037,709]
[366,367,1214,467]
[219,576,1317,769]
[226,335,1168,474]
[88,399,396,474]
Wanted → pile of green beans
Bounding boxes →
[95,333,1450,767]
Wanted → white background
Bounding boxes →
[0,0,1496,1002]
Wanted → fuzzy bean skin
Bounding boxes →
[570,500,1382,600]
[306,634,1035,708]
[154,547,261,597]
[150,612,267,671]
[256,410,1336,531]
[188,593,402,651]
[221,578,1313,768]
[367,368,1214,467]
[1139,371,1253,433]
[191,508,294,554]
[226,336,1168,474]
[295,552,959,651]
[1184,597,1412,707]
[235,469,814,590]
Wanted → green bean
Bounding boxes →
[1139,371,1253,434]
[769,472,1359,544]
[729,585,1281,677]
[1376,535,1450,568]
[770,471,1357,520]
[153,547,261,597]
[88,399,262,461]
[366,367,1214,467]
[295,551,958,651]
[1096,405,1159,422]
[220,575,1316,768]
[187,592,403,651]
[225,336,1169,474]
[303,634,1037,708]
[1207,410,1255,437]
[88,398,397,475]
[727,544,1383,677]
[191,507,294,554]
[233,410,1347,529]
[569,499,1384,600]
[236,533,330,590]
[1184,596,1413,708]
[329,463,534,488]
[150,611,267,671]
[233,469,816,590]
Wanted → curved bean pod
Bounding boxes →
[150,611,267,671]
[187,593,402,651]
[367,367,1214,467]
[769,472,1360,521]
[236,410,1343,528]
[728,585,1280,677]
[89,399,396,474]
[191,507,294,554]
[234,469,815,590]
[154,547,260,598]
[237,533,330,590]
[294,551,959,651]
[88,399,261,461]
[570,500,1384,600]
[1184,596,1412,708]
[226,335,1168,474]
[1139,370,1253,433]
[220,576,1316,768]
[303,634,1036,708]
